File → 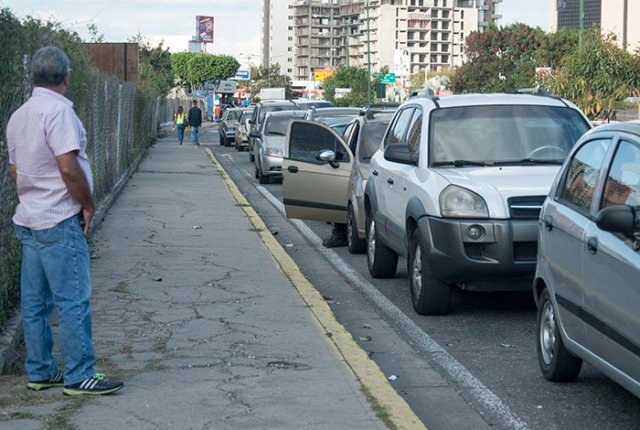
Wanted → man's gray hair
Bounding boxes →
[31,46,70,86]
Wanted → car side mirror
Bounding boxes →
[384,144,418,165]
[316,149,339,168]
[249,132,260,139]
[596,205,636,235]
[249,119,255,124]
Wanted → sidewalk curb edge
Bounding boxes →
[204,148,426,430]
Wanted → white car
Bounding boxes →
[364,93,591,315]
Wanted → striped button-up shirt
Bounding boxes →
[7,87,93,230]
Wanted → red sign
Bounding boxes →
[196,16,214,44]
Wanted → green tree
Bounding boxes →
[450,23,546,93]
[246,63,292,100]
[538,30,640,119]
[170,52,239,93]
[323,66,373,106]
[86,22,104,43]
[129,34,173,96]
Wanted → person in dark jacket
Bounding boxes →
[187,100,202,146]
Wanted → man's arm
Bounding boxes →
[56,151,95,235]
[9,163,16,182]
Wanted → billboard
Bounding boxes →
[313,68,334,81]
[394,49,410,79]
[196,16,214,43]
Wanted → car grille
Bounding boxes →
[513,241,538,261]
[508,196,546,219]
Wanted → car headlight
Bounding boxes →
[439,185,489,218]
[265,147,283,157]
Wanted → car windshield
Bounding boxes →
[312,108,361,119]
[264,114,302,136]
[360,121,391,160]
[259,104,297,123]
[429,105,590,165]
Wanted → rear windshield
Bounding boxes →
[239,110,253,122]
[429,105,590,165]
[360,121,391,160]
[264,113,304,136]
[259,105,297,123]
[225,110,241,120]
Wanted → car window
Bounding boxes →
[348,123,361,154]
[259,105,297,123]
[264,113,304,136]
[360,121,392,161]
[406,109,423,153]
[289,122,349,164]
[601,140,640,212]
[430,105,590,164]
[384,108,415,147]
[559,138,611,214]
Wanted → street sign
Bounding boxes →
[216,80,238,94]
[381,73,396,84]
[335,88,352,99]
[235,69,250,80]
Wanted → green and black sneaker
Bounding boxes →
[63,373,123,396]
[27,371,64,391]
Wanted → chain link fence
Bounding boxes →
[0,8,178,330]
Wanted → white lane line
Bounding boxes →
[255,184,531,430]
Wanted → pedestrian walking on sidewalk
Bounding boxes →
[188,99,202,146]
[6,46,124,396]
[173,105,187,145]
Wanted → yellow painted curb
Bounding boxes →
[205,148,426,430]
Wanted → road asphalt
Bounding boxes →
[0,131,423,429]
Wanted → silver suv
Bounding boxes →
[364,94,590,315]
[534,122,640,398]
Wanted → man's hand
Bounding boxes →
[82,207,95,236]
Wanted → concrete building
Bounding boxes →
[285,0,500,83]
[549,0,640,52]
[262,0,295,74]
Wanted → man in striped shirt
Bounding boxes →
[7,46,123,396]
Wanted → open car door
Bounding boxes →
[283,120,354,223]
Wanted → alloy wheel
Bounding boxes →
[411,242,423,299]
[367,219,376,265]
[540,300,556,365]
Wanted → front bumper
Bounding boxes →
[261,154,283,176]
[418,216,538,291]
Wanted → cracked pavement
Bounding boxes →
[0,137,385,430]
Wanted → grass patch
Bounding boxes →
[361,385,396,430]
[234,203,250,207]
[113,281,129,294]
[43,398,88,430]
[249,227,264,233]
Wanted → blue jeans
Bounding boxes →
[191,126,200,144]
[14,215,96,385]
[176,124,185,144]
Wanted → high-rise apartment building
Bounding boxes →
[262,0,295,75]
[549,0,640,51]
[284,0,500,82]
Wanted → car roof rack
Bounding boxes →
[515,87,568,107]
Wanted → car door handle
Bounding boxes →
[543,215,553,231]
[387,178,394,185]
[287,166,298,174]
[587,237,598,254]
[372,170,379,176]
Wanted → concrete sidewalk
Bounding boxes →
[0,135,422,429]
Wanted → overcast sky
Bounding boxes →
[0,0,549,60]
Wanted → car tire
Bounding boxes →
[366,211,398,278]
[258,164,270,184]
[536,288,582,382]
[347,204,366,254]
[219,132,225,145]
[250,152,255,162]
[254,164,260,179]
[408,229,451,315]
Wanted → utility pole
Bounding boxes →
[366,0,372,104]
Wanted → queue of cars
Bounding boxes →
[217,93,640,399]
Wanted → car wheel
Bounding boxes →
[250,152,255,162]
[235,140,240,151]
[408,230,451,315]
[219,132,224,145]
[254,164,260,179]
[347,204,366,254]
[258,164,270,184]
[536,288,582,382]
[366,211,398,278]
